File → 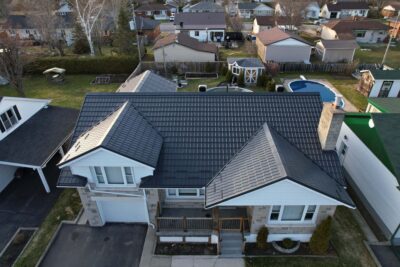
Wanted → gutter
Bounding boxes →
[391,223,400,245]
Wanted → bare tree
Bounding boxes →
[105,0,127,29]
[74,0,106,56]
[276,0,311,30]
[371,0,389,10]
[229,16,243,32]
[0,37,26,97]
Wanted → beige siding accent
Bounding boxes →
[154,43,216,62]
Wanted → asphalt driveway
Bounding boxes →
[40,223,148,267]
[0,156,61,251]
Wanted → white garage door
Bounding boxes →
[98,197,148,223]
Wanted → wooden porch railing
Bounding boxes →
[157,217,213,232]
[218,217,250,232]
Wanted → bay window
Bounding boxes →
[268,205,318,223]
[166,188,205,198]
[91,166,136,186]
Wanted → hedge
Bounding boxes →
[24,56,139,75]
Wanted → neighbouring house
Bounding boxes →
[153,32,218,62]
[57,92,354,249]
[315,39,358,63]
[275,1,320,20]
[56,0,73,16]
[0,97,78,193]
[183,1,224,13]
[252,16,300,34]
[174,12,226,42]
[366,97,400,113]
[382,2,400,17]
[1,14,74,46]
[320,1,369,19]
[358,70,400,98]
[321,19,390,43]
[130,16,161,44]
[135,4,172,20]
[237,2,274,19]
[388,17,400,40]
[117,70,177,93]
[336,112,400,244]
[227,57,265,84]
[256,27,312,63]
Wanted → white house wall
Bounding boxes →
[369,79,400,97]
[67,148,154,184]
[0,97,50,141]
[215,179,347,207]
[264,39,312,63]
[336,123,400,238]
[0,164,17,192]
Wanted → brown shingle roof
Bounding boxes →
[153,33,218,54]
[256,27,311,46]
[319,39,359,49]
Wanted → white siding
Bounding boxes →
[0,164,17,192]
[97,196,149,223]
[0,97,50,141]
[336,123,400,237]
[369,79,400,97]
[215,179,348,207]
[67,148,154,185]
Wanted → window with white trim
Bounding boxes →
[268,205,318,223]
[166,188,205,198]
[232,66,240,75]
[91,166,136,186]
[0,106,22,133]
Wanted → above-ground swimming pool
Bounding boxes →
[288,80,344,108]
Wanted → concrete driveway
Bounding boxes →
[0,156,61,251]
[40,223,147,267]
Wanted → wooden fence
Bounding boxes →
[157,217,214,232]
[140,61,227,75]
[264,62,383,74]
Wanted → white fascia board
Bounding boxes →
[1,96,51,105]
[0,161,40,169]
[58,147,155,171]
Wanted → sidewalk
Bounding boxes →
[139,228,245,267]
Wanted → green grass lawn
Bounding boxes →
[14,189,82,267]
[219,43,258,61]
[0,75,120,109]
[275,73,368,111]
[246,207,376,267]
[354,44,400,69]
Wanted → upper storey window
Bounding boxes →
[0,106,21,133]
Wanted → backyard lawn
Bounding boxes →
[355,44,400,69]
[0,75,120,109]
[275,73,368,111]
[246,207,376,267]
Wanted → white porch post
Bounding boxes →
[37,167,51,193]
[58,146,65,157]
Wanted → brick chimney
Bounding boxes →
[318,99,345,151]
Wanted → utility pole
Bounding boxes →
[382,11,400,65]
[131,2,142,61]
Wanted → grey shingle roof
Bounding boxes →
[319,39,359,50]
[206,123,353,207]
[117,71,177,93]
[238,2,262,10]
[60,93,345,193]
[59,101,163,168]
[227,57,265,68]
[185,1,224,12]
[327,1,369,11]
[58,168,88,187]
[0,106,78,166]
[174,12,226,29]
[134,16,160,30]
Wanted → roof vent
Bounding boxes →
[198,84,207,92]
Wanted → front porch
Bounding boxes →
[156,206,250,234]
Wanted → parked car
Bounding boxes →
[246,34,256,41]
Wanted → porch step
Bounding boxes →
[220,232,243,256]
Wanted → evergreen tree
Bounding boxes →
[113,7,136,54]
[73,22,90,55]
[309,216,332,255]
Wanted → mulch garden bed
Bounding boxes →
[155,243,217,255]
[0,229,36,266]
[245,242,337,256]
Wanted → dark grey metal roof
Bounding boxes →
[227,57,265,68]
[61,93,345,192]
[117,70,177,93]
[59,101,163,168]
[58,168,87,187]
[0,106,78,166]
[206,124,353,207]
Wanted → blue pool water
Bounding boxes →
[289,80,344,107]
